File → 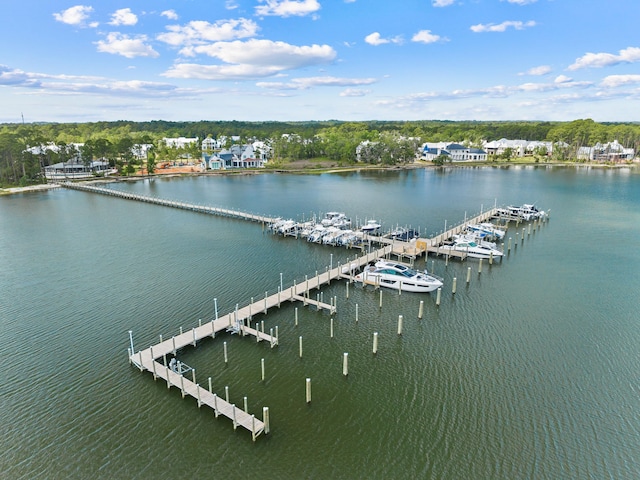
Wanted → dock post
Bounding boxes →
[197,384,201,408]
[223,341,228,364]
[264,291,267,314]
[330,317,334,338]
[249,298,253,320]
[263,407,270,434]
[452,277,457,294]
[436,288,442,306]
[479,258,483,274]
[232,404,237,430]
[431,260,435,274]
[373,332,379,354]
[150,347,157,380]
[466,267,472,283]
[256,323,260,342]
[261,358,265,382]
[489,252,493,265]
[316,270,319,289]
[198,318,202,327]
[192,368,196,385]
[299,336,303,358]
[346,281,349,299]
[213,394,219,417]
[252,415,256,442]
[334,295,337,314]
[214,297,218,320]
[180,327,183,335]
[210,320,215,339]
[508,237,512,252]
[165,366,170,389]
[192,327,196,346]
[379,290,383,309]
[180,375,185,398]
[261,320,265,336]
[208,377,212,393]
[128,330,134,357]
[306,378,312,404]
[305,275,308,293]
[418,300,424,319]
[244,396,248,413]
[316,294,320,311]
[397,315,403,335]
[295,307,298,326]
[274,326,278,347]
[225,386,229,403]
[522,228,525,242]
[278,287,281,307]
[138,351,143,372]
[172,336,176,355]
[343,353,349,376]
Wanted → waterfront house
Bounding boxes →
[576,140,635,163]
[421,142,487,162]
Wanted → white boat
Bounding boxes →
[321,227,343,245]
[276,219,297,234]
[439,238,503,259]
[361,219,382,235]
[354,260,443,293]
[453,233,498,250]
[520,204,546,219]
[466,222,505,240]
[321,212,351,228]
[499,204,545,221]
[307,225,326,243]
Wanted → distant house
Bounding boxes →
[162,137,199,148]
[577,140,635,162]
[132,144,154,160]
[421,142,487,162]
[483,138,529,157]
[44,159,116,180]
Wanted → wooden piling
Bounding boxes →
[373,332,378,354]
[306,378,311,403]
[418,300,424,319]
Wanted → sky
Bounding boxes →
[1,0,639,123]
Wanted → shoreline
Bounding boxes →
[1,160,637,195]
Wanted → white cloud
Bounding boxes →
[520,65,552,76]
[432,0,455,6]
[470,20,536,33]
[412,30,444,44]
[256,76,376,90]
[505,0,537,4]
[554,75,572,83]
[568,47,640,70]
[53,5,97,27]
[163,39,336,80]
[340,88,369,97]
[157,19,259,49]
[255,0,321,17]
[600,74,640,88]
[96,33,159,58]
[109,8,138,26]
[161,10,179,21]
[365,32,403,46]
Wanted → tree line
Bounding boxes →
[1,119,639,187]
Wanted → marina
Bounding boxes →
[4,167,637,479]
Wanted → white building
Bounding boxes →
[162,137,199,148]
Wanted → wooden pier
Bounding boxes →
[128,244,393,439]
[62,182,276,224]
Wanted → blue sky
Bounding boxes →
[1,0,639,123]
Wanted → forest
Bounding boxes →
[1,118,639,187]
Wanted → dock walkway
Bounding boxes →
[129,244,393,439]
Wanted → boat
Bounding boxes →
[519,204,546,219]
[321,212,351,228]
[389,226,419,241]
[453,233,498,250]
[465,222,505,241]
[307,225,327,243]
[354,260,443,293]
[439,238,504,259]
[361,219,382,235]
[498,204,545,221]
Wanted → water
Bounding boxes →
[1,166,640,479]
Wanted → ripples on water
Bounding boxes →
[1,168,640,479]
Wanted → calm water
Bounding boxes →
[1,167,639,479]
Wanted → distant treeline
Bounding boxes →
[1,119,639,187]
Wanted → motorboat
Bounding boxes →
[361,219,382,235]
[453,233,498,250]
[321,227,343,245]
[354,260,443,293]
[276,219,297,234]
[439,238,503,259]
[321,212,351,228]
[307,225,326,243]
[520,204,546,219]
[465,222,505,241]
[389,226,419,241]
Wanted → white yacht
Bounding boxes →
[361,219,382,235]
[355,260,443,293]
[465,222,505,240]
[439,238,504,259]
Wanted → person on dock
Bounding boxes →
[169,357,177,372]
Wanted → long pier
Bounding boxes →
[62,182,276,224]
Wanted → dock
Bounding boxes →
[128,244,393,439]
